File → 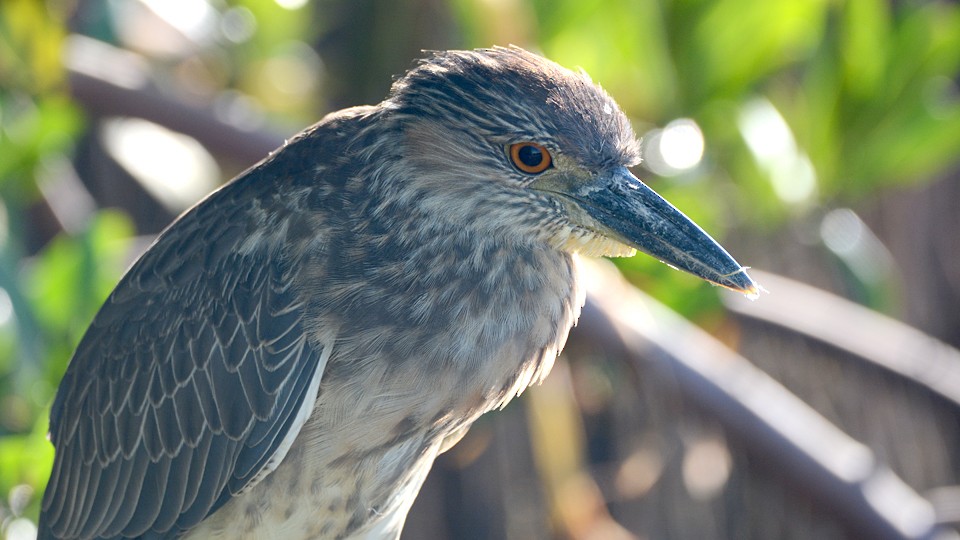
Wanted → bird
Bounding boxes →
[38,46,757,540]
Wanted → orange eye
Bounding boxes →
[509,142,552,174]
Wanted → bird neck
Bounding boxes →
[310,190,583,409]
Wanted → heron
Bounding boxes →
[39,46,757,539]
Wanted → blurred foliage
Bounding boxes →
[1,0,137,528]
[1,0,960,536]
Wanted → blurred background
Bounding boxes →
[2,0,960,538]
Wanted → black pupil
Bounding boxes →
[517,145,544,168]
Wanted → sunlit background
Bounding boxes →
[2,0,960,538]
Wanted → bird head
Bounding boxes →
[384,46,757,296]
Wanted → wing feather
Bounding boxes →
[73,461,101,527]
[172,379,205,446]
[81,449,119,534]
[151,449,190,534]
[39,185,330,539]
[124,455,170,536]
[100,450,149,537]
[94,449,135,535]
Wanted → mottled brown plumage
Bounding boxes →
[40,47,756,539]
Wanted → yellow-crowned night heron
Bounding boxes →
[39,46,757,539]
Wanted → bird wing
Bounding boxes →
[39,185,329,539]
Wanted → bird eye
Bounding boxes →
[509,142,552,174]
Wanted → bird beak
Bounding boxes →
[563,167,758,295]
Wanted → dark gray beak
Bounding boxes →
[575,167,758,295]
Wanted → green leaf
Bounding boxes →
[27,210,134,353]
